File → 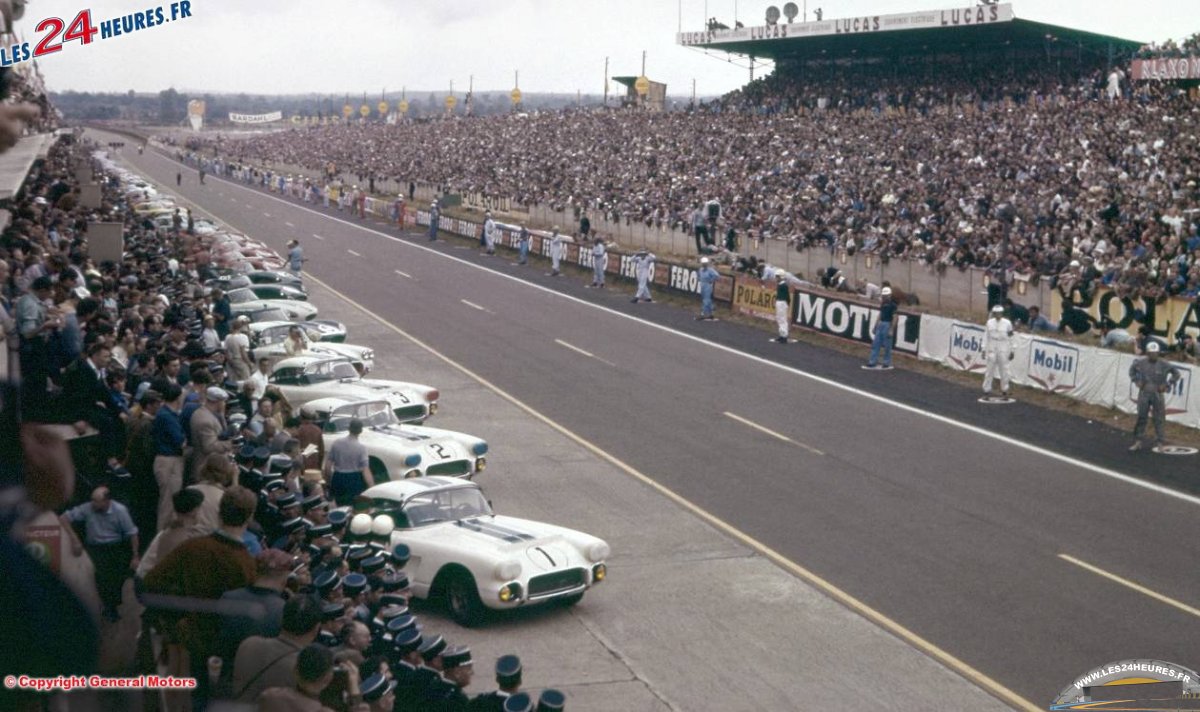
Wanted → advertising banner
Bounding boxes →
[733,277,780,322]
[228,111,284,124]
[793,288,921,354]
[1050,287,1200,346]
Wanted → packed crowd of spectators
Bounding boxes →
[178,52,1200,304]
[1,137,567,712]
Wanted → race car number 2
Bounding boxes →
[2,3,194,67]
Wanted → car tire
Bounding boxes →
[443,570,486,627]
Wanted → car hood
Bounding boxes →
[441,516,591,570]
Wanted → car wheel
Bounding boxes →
[444,571,486,627]
[561,593,584,608]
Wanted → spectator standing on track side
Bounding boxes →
[1128,342,1180,451]
[288,240,306,277]
[981,304,1015,397]
[516,225,531,265]
[631,249,655,303]
[773,273,790,343]
[589,237,607,288]
[549,227,564,276]
[199,166,206,185]
[579,212,590,239]
[428,201,440,241]
[176,170,182,186]
[697,257,718,320]
[60,486,140,622]
[483,212,497,255]
[692,206,708,254]
[864,287,896,370]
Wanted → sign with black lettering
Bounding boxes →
[792,288,920,353]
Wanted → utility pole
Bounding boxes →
[603,57,609,106]
[692,78,696,106]
[641,50,647,76]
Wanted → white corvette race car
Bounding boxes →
[302,398,487,480]
[361,477,609,626]
[249,321,374,374]
[227,287,319,321]
[268,356,437,423]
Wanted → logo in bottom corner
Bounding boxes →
[1050,659,1200,709]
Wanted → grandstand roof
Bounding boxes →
[678,3,1143,61]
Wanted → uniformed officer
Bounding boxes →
[982,304,1015,398]
[503,693,533,712]
[360,672,398,712]
[1129,341,1181,451]
[773,272,790,343]
[631,250,656,303]
[482,212,497,255]
[516,226,531,265]
[413,635,449,706]
[472,654,522,711]
[697,257,719,320]
[589,237,607,288]
[434,645,474,710]
[536,689,565,711]
[392,629,426,712]
[429,201,440,241]
[317,601,347,647]
[549,228,565,276]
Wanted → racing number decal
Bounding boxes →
[396,393,410,404]
[430,444,450,459]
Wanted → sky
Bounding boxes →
[27,0,1200,98]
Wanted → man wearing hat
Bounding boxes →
[696,257,719,320]
[516,225,532,265]
[548,227,564,277]
[631,249,656,304]
[360,672,397,712]
[427,645,473,708]
[981,304,1015,398]
[1128,341,1181,451]
[391,628,425,710]
[472,654,522,710]
[536,689,566,711]
[864,287,897,370]
[482,211,497,255]
[587,236,607,288]
[190,386,233,479]
[413,634,448,699]
[429,200,440,241]
[503,692,534,712]
[773,271,791,344]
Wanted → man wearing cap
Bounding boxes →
[773,272,791,343]
[429,646,473,709]
[503,693,533,712]
[391,628,425,711]
[471,654,522,711]
[324,418,374,507]
[696,257,719,320]
[631,249,656,304]
[190,386,233,479]
[982,304,1015,398]
[215,548,292,675]
[288,240,306,277]
[413,635,448,702]
[482,212,497,255]
[516,225,531,265]
[864,287,897,370]
[536,689,566,711]
[1128,342,1181,451]
[429,200,440,241]
[587,237,607,288]
[360,672,397,711]
[549,228,564,277]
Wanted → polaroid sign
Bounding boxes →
[1129,367,1192,415]
[792,290,920,354]
[1028,340,1079,393]
[948,324,986,372]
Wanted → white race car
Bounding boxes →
[302,398,486,480]
[249,321,374,373]
[361,477,609,626]
[227,287,318,321]
[268,356,437,423]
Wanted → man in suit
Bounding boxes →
[60,341,127,474]
[471,654,521,711]
[190,387,233,479]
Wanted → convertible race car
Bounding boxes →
[249,321,373,373]
[360,477,609,626]
[238,308,347,342]
[227,287,318,321]
[302,398,486,480]
[268,356,437,423]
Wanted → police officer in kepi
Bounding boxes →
[472,654,522,710]
[631,249,656,303]
[1128,341,1181,451]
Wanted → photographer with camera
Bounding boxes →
[258,643,370,712]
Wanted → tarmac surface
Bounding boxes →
[96,131,1200,709]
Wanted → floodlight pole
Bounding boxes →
[604,57,609,106]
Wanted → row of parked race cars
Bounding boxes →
[107,153,610,626]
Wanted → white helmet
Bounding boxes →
[700,257,710,265]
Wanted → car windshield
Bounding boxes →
[250,308,290,322]
[399,488,492,528]
[304,360,359,383]
[226,289,255,304]
[257,326,290,346]
[328,401,394,430]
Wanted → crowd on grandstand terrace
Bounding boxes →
[181,55,1200,302]
[1136,32,1200,58]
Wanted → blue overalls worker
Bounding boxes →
[549,228,564,276]
[697,258,719,320]
[428,202,440,241]
[864,287,896,370]
[1128,342,1181,451]
[287,240,304,277]
[590,238,607,288]
[631,250,656,303]
[517,226,531,265]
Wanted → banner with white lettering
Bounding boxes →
[228,111,284,124]
[919,314,1200,429]
[793,288,921,354]
[1131,57,1200,82]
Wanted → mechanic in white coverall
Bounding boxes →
[982,304,1015,397]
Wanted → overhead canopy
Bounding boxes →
[678,3,1142,62]
[0,133,55,201]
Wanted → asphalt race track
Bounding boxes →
[100,132,1200,708]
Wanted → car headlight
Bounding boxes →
[362,350,374,360]
[404,454,421,468]
[498,583,522,603]
[494,561,521,581]
[587,542,611,563]
[472,442,488,456]
[593,563,607,582]
[474,457,487,473]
